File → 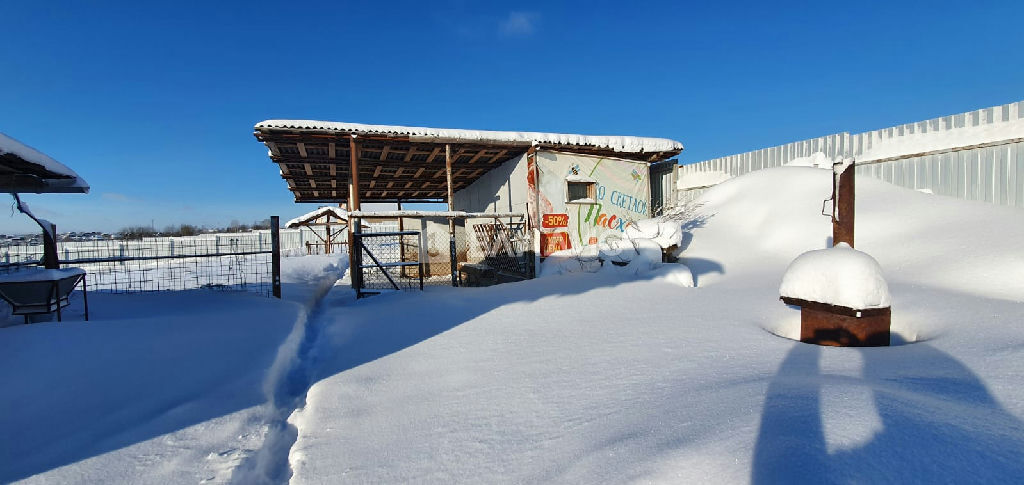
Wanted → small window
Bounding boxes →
[567,181,596,202]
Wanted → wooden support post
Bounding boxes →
[833,159,855,247]
[270,216,281,298]
[349,136,362,290]
[446,144,458,286]
[325,221,332,255]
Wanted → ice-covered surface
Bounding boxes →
[0,254,344,484]
[780,242,891,309]
[286,206,351,228]
[0,132,89,193]
[255,120,683,155]
[287,166,1024,484]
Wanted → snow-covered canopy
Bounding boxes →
[286,206,365,228]
[0,132,89,193]
[256,120,683,156]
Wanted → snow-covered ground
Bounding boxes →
[5,166,1024,484]
[0,254,345,484]
[287,167,1024,483]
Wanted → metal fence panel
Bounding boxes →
[678,100,1024,209]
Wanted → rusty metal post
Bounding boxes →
[348,135,361,289]
[271,215,281,298]
[833,159,855,247]
[445,144,458,286]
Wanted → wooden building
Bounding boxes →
[254,120,683,288]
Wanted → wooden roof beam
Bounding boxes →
[267,142,281,156]
[427,146,442,163]
[467,150,487,164]
[490,149,508,163]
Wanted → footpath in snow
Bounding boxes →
[0,254,344,484]
[284,167,1024,483]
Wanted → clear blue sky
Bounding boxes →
[2,0,1022,233]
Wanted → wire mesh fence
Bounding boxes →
[352,215,534,296]
[0,232,284,297]
[353,231,424,297]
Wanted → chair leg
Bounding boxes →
[82,275,89,321]
[54,281,62,322]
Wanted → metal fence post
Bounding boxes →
[449,234,458,287]
[271,216,281,298]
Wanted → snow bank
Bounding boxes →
[285,165,1024,484]
[0,255,344,484]
[677,170,731,190]
[779,243,891,309]
[256,120,683,155]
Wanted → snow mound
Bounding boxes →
[625,219,683,249]
[648,263,695,287]
[678,170,731,190]
[780,243,890,309]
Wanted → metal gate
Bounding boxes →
[471,220,533,279]
[649,159,678,216]
[352,230,423,299]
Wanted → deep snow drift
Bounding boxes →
[5,166,1024,484]
[286,167,1024,484]
[0,254,344,484]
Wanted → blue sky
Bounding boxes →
[2,0,1022,233]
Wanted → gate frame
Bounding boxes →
[349,211,532,296]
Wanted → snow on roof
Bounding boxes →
[286,206,353,227]
[0,132,89,193]
[255,120,683,155]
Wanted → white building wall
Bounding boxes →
[452,152,530,215]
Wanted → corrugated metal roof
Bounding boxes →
[255,120,683,155]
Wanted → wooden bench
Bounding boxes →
[0,268,89,324]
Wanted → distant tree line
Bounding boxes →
[118,218,275,240]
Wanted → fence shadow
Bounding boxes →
[751,340,1024,484]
